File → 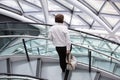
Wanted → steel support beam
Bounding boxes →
[66,0,112,34]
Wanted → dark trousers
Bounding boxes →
[56,46,66,72]
[56,45,72,72]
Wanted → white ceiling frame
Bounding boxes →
[66,0,112,34]
[19,0,42,12]
[109,0,120,15]
[115,36,120,43]
[111,0,120,2]
[16,0,24,15]
[0,8,34,22]
[112,21,120,34]
[0,3,21,15]
[100,13,120,19]
[40,0,49,24]
[108,1,120,35]
[51,0,72,12]
[0,8,43,30]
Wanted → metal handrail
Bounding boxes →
[0,73,47,80]
[0,35,120,79]
[72,43,120,62]
[0,21,119,46]
[0,21,52,26]
[0,37,16,51]
[0,35,47,39]
[0,35,120,63]
[69,28,120,46]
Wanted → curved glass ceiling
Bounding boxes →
[0,0,120,42]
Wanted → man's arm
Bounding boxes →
[48,30,53,41]
[64,27,71,54]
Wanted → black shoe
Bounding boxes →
[62,69,65,72]
[62,70,65,72]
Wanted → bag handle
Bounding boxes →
[66,53,72,63]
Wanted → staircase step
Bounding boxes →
[114,64,120,76]
[99,76,114,80]
[93,60,115,72]
[41,62,63,80]
[11,59,37,76]
[0,59,7,73]
[70,68,96,80]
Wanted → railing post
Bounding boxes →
[37,48,40,55]
[110,52,113,63]
[88,49,91,72]
[6,58,11,74]
[22,39,30,62]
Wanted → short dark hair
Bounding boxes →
[55,14,64,23]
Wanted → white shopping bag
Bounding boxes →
[66,54,77,70]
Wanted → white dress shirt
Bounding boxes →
[48,23,71,50]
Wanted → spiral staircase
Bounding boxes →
[0,22,120,80]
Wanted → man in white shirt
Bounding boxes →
[48,14,72,72]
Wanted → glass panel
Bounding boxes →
[72,43,120,77]
[114,46,120,59]
[92,21,104,30]
[71,15,86,25]
[19,1,41,12]
[114,2,120,10]
[77,13,93,25]
[27,13,45,23]
[48,0,66,11]
[0,22,49,52]
[103,16,120,27]
[0,37,56,56]
[69,29,120,59]
[56,0,74,10]
[0,0,20,10]
[84,0,105,11]
[74,7,82,12]
[26,0,42,7]
[0,23,45,36]
[101,2,119,15]
[64,13,71,24]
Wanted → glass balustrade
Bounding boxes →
[72,43,120,77]
[0,22,45,52]
[0,37,57,56]
[1,37,120,77]
[0,22,120,77]
[69,29,120,60]
[0,22,120,60]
